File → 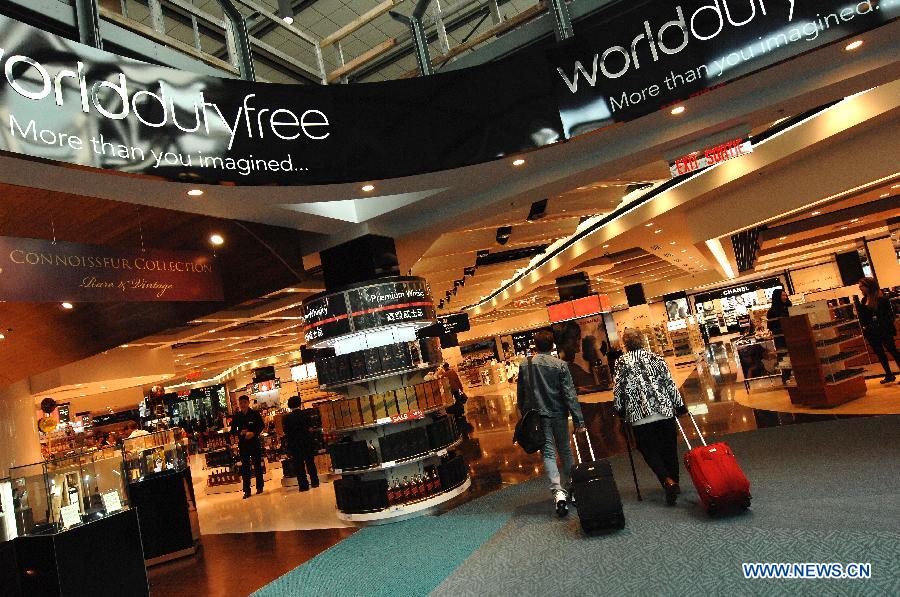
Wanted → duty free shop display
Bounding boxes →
[318,377,453,431]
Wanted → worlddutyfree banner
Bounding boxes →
[0,236,223,302]
[0,1,895,185]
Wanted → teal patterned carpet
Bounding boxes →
[255,416,900,597]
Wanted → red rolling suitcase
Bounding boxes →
[676,412,751,515]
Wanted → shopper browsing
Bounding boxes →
[516,330,585,516]
[613,328,687,506]
[766,289,793,383]
[282,395,319,492]
[232,395,266,498]
[439,362,467,416]
[856,277,900,384]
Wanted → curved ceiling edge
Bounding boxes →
[461,82,899,315]
[0,3,895,186]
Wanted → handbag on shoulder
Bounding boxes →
[513,356,543,454]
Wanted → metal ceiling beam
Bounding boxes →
[74,0,103,48]
[390,0,435,76]
[215,0,257,81]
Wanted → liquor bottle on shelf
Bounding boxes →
[401,477,412,502]
[387,479,397,505]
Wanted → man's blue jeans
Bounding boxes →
[541,416,573,497]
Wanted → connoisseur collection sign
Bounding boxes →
[0,236,223,302]
[0,1,895,185]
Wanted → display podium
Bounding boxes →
[303,276,470,524]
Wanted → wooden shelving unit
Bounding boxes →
[781,301,867,408]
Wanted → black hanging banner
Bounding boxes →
[0,2,895,185]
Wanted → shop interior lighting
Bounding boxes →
[0,332,5,340]
[512,158,526,166]
[811,210,821,215]
[361,184,375,192]
[880,193,890,198]
[210,233,225,246]
[670,106,686,115]
[844,40,864,51]
[61,302,74,310]
[277,0,295,24]
[187,189,203,197]
[645,223,654,227]
[654,229,662,234]
[705,238,737,279]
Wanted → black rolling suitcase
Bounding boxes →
[570,429,625,534]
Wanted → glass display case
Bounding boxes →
[9,447,127,536]
[122,429,199,565]
[122,429,189,482]
[0,477,15,542]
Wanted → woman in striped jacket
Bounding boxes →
[613,328,687,505]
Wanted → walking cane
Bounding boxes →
[621,420,642,501]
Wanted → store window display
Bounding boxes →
[551,316,612,393]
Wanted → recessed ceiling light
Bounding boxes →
[645,223,654,227]
[670,241,676,245]
[654,229,662,234]
[811,210,821,215]
[282,15,294,24]
[840,226,848,230]
[850,218,859,222]
[0,333,5,340]
[61,302,74,310]
[880,193,889,198]
[844,39,864,51]
[187,189,204,197]
[512,158,526,166]
[361,184,375,192]
[777,242,783,246]
[670,105,686,115]
[603,244,610,248]
[210,233,224,246]
[779,236,787,240]
[892,184,900,189]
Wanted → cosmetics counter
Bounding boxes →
[303,276,470,523]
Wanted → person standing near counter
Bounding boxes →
[283,396,319,492]
[232,395,265,498]
[856,277,900,384]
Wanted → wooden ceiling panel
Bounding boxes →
[0,183,313,385]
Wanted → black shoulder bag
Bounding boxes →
[513,356,543,454]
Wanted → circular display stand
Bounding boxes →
[304,275,468,525]
[336,477,471,525]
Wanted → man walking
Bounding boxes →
[232,395,265,499]
[517,330,585,516]
[439,362,467,417]
[282,395,319,492]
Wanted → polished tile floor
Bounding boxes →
[149,349,896,596]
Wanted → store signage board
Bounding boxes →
[390,410,425,424]
[102,491,123,513]
[59,503,81,529]
[669,138,752,177]
[549,1,898,138]
[304,278,436,345]
[0,4,895,185]
[438,313,471,335]
[0,236,223,302]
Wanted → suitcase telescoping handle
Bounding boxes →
[675,409,707,449]
[572,427,595,464]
